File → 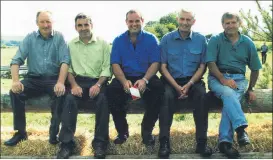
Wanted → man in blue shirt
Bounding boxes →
[159,9,212,158]
[4,11,74,158]
[206,12,262,158]
[106,9,164,147]
[260,42,268,64]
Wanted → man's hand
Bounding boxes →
[247,90,256,104]
[11,81,24,93]
[177,83,191,99]
[71,85,83,97]
[122,80,133,94]
[220,78,237,89]
[54,82,66,97]
[134,79,146,94]
[89,84,100,98]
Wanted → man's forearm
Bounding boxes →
[96,76,108,86]
[57,63,69,84]
[11,64,20,82]
[189,64,206,84]
[207,62,225,81]
[112,64,127,84]
[160,64,179,89]
[67,72,78,88]
[248,70,259,91]
[143,62,159,80]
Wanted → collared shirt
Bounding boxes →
[261,44,268,53]
[111,30,160,77]
[68,34,112,78]
[160,30,207,78]
[206,32,262,74]
[11,30,70,76]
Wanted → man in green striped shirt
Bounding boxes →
[57,13,112,159]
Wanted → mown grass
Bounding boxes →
[1,113,272,156]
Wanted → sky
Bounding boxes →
[1,1,272,43]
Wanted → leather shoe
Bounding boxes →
[49,136,59,145]
[158,137,170,158]
[57,141,75,159]
[4,131,27,146]
[219,142,240,159]
[237,131,250,147]
[142,134,155,147]
[113,133,129,144]
[195,143,213,157]
[94,143,107,159]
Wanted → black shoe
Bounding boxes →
[158,137,170,159]
[142,134,155,147]
[93,143,107,159]
[57,141,75,159]
[113,133,129,144]
[195,143,213,157]
[237,131,250,147]
[219,142,240,159]
[49,135,59,145]
[4,131,27,146]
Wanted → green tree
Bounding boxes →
[239,0,272,41]
[144,12,178,40]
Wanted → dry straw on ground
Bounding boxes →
[1,120,272,157]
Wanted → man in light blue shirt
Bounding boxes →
[4,11,72,158]
[261,42,268,64]
[159,9,212,158]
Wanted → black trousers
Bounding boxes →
[65,76,109,146]
[261,52,267,64]
[106,75,164,138]
[159,77,209,143]
[9,75,62,138]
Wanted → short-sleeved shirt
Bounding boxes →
[10,30,70,76]
[68,35,112,78]
[206,32,262,74]
[160,30,207,78]
[261,45,268,53]
[110,30,160,77]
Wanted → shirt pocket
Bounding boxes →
[186,49,202,63]
[167,49,180,62]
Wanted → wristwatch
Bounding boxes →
[142,78,149,84]
[96,83,101,88]
[248,87,254,91]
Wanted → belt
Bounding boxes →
[219,69,244,75]
[26,75,58,80]
[75,75,98,81]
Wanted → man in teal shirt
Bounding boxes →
[59,13,111,159]
[206,12,262,158]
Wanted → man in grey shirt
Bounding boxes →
[4,11,73,158]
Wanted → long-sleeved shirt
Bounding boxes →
[11,30,70,76]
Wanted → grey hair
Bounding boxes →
[221,12,242,24]
[178,9,195,19]
[36,10,52,23]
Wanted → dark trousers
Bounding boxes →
[9,76,62,137]
[261,52,267,64]
[65,76,109,146]
[159,77,209,143]
[106,75,164,138]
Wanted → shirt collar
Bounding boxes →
[36,30,54,38]
[74,33,97,44]
[125,30,144,42]
[173,29,193,40]
[222,31,244,43]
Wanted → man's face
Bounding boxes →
[75,18,93,39]
[177,11,195,32]
[36,12,53,37]
[222,17,240,35]
[126,13,143,34]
